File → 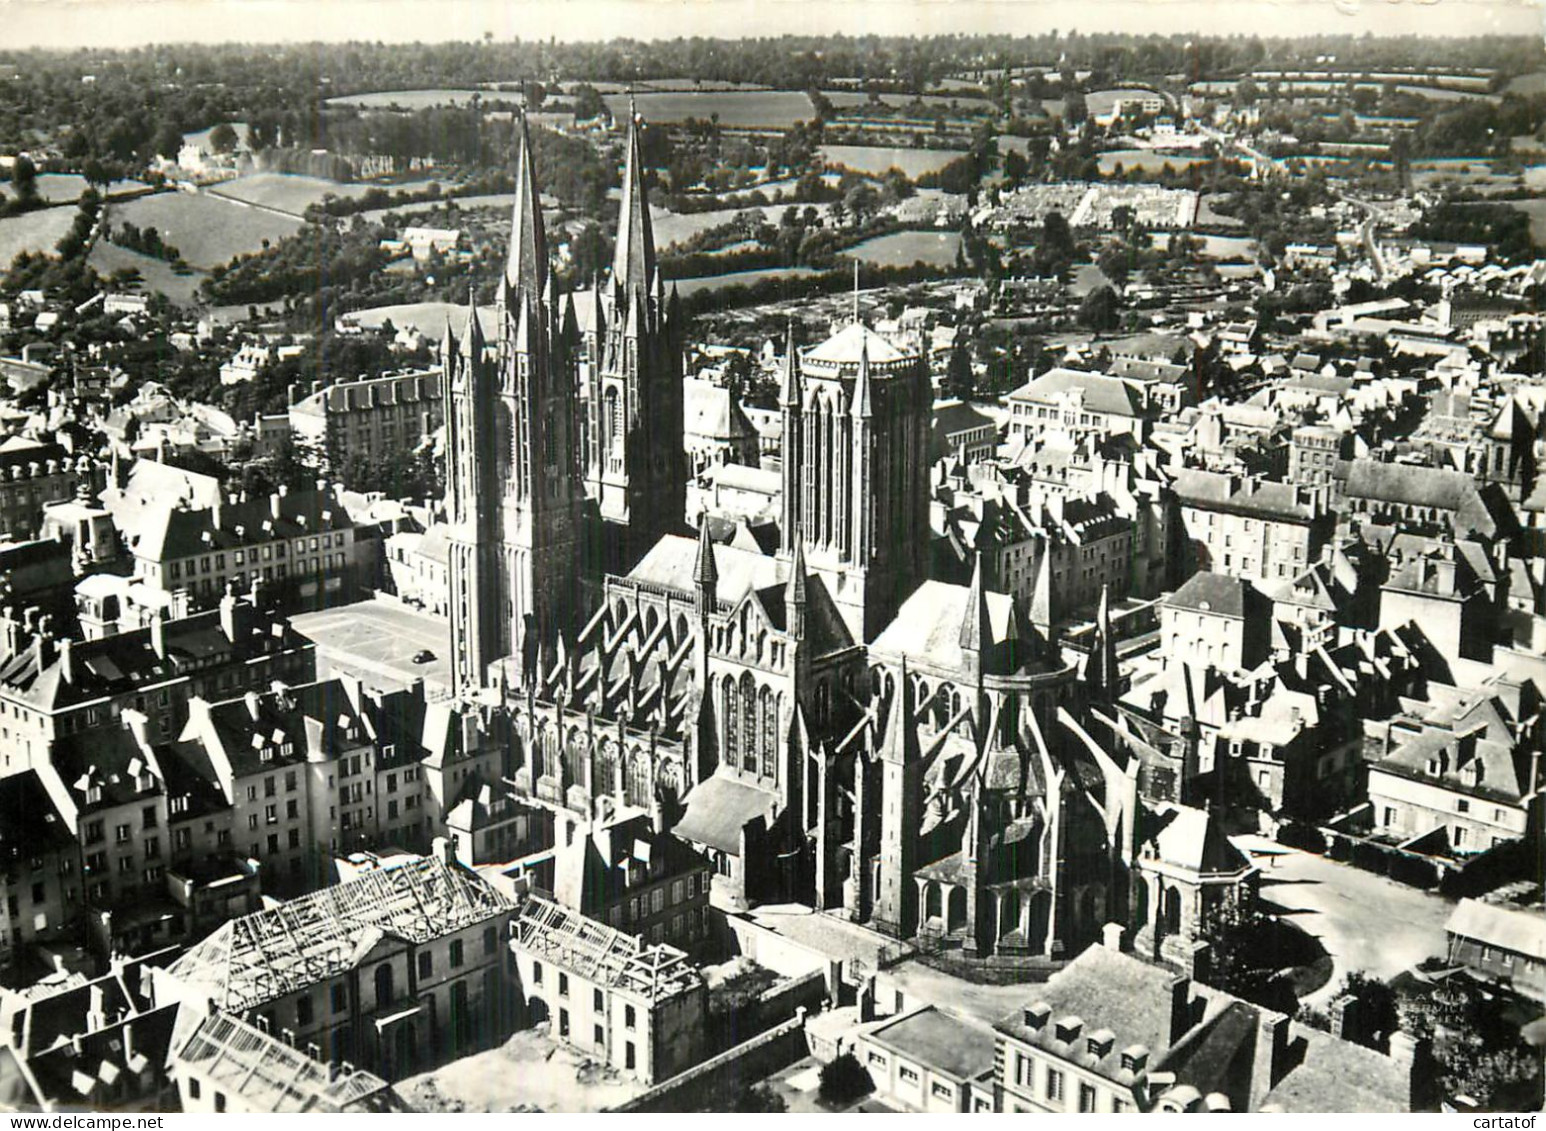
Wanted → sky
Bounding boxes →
[0,0,1539,48]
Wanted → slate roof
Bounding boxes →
[870,580,1019,672]
[0,770,74,864]
[1445,898,1546,960]
[1164,572,1250,619]
[674,773,779,854]
[866,1006,997,1081]
[1006,367,1145,419]
[129,486,354,562]
[684,378,757,441]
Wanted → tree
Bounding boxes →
[208,123,239,155]
[945,343,975,400]
[733,1084,788,1113]
[818,1052,872,1106]
[154,122,185,161]
[11,155,37,205]
[1077,284,1121,332]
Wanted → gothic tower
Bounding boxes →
[446,117,584,692]
[780,315,931,643]
[583,110,686,568]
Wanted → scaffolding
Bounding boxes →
[512,897,700,1003]
[168,856,515,1012]
[176,1012,392,1112]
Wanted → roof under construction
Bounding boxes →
[168,856,516,1012]
[512,896,701,1004]
[176,1012,396,1113]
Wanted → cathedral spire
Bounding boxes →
[959,551,991,656]
[505,114,548,299]
[880,657,919,764]
[851,337,873,419]
[612,107,656,297]
[460,286,483,359]
[780,321,802,407]
[1088,583,1118,699]
[786,538,808,637]
[1030,535,1054,636]
[694,516,718,603]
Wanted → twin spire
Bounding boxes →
[505,107,656,309]
[505,115,548,301]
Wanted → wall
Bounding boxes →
[720,913,840,995]
[606,1012,808,1113]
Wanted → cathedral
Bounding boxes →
[444,113,1243,962]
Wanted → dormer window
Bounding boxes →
[1086,1029,1115,1058]
[1054,1016,1084,1044]
[1121,1045,1149,1074]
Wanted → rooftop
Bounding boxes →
[167,856,515,1012]
[866,1006,997,1082]
[511,896,701,1003]
[176,1012,396,1112]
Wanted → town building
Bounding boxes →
[507,895,706,1084]
[287,369,443,473]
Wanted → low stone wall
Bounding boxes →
[606,1010,809,1113]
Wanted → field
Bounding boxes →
[87,240,205,304]
[650,201,833,249]
[1507,198,1546,245]
[1195,233,1256,260]
[347,300,497,338]
[105,191,302,269]
[602,89,869,129]
[670,265,823,296]
[360,193,518,225]
[819,145,967,178]
[1098,149,1207,175]
[325,88,499,109]
[208,173,438,217]
[846,229,962,268]
[1507,71,1546,95]
[33,173,150,203]
[0,205,78,266]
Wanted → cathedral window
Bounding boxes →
[760,688,776,780]
[741,673,757,772]
[723,677,739,768]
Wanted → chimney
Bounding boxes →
[219,586,238,643]
[1330,993,1360,1043]
[87,985,106,1030]
[269,492,282,521]
[1248,1011,1291,1111]
[1168,975,1194,1044]
[59,638,74,684]
[1388,1031,1423,1107]
[150,611,166,659]
[1102,922,1126,952]
[212,494,224,531]
[651,791,668,836]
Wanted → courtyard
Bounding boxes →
[398,1029,645,1113]
[1233,834,1457,1002]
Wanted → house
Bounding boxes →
[287,369,442,473]
[993,932,1422,1113]
[1365,689,1543,858]
[173,1012,401,1113]
[507,896,706,1085]
[1006,368,1153,447]
[931,400,998,464]
[1172,469,1333,584]
[854,1006,997,1112]
[152,852,520,1082]
[1159,572,1271,674]
[1444,898,1546,1001]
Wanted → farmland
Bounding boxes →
[819,145,968,178]
[669,265,823,296]
[104,191,302,270]
[33,174,151,203]
[846,229,962,268]
[325,88,502,109]
[601,90,868,128]
[209,173,439,217]
[0,205,78,266]
[651,202,834,249]
[86,240,204,304]
[1097,149,1208,175]
[1507,198,1546,245]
